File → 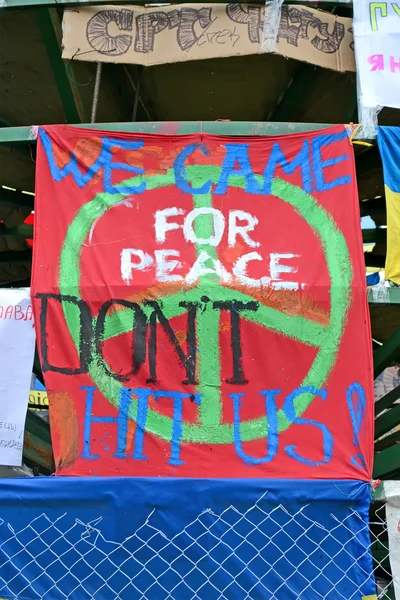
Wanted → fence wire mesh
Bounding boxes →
[372,500,400,600]
[0,493,397,599]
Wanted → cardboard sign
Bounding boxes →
[0,289,35,467]
[62,4,355,72]
[32,125,373,478]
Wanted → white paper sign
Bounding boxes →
[353,0,400,109]
[0,288,35,466]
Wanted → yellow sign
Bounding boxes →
[29,390,49,409]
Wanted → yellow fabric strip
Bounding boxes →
[385,186,400,285]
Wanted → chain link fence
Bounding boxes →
[371,498,400,600]
[0,491,397,599]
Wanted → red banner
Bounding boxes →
[32,125,373,479]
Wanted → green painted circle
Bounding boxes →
[59,166,352,444]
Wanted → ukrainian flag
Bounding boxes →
[377,127,400,285]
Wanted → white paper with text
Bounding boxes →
[353,0,400,109]
[0,288,35,466]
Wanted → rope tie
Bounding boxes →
[91,63,102,124]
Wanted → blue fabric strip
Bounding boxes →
[378,126,400,193]
[0,478,375,600]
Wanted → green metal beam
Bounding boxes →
[375,429,400,452]
[35,8,87,123]
[0,278,32,288]
[0,250,32,264]
[23,409,54,474]
[0,121,33,160]
[0,223,33,238]
[375,403,400,439]
[373,443,400,479]
[373,328,400,378]
[360,197,386,219]
[365,253,386,269]
[0,188,34,211]
[367,286,400,304]
[373,481,385,500]
[375,384,400,416]
[0,122,339,144]
[1,0,352,8]
[362,228,386,244]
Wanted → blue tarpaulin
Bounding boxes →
[366,272,380,286]
[0,478,375,599]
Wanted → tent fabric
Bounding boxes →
[377,126,400,285]
[0,477,375,599]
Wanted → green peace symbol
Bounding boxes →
[59,166,352,444]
